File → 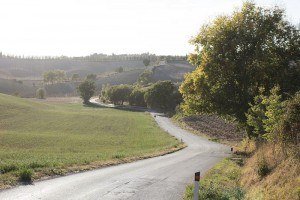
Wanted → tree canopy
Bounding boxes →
[43,70,66,84]
[180,2,300,123]
[86,74,97,82]
[138,70,153,85]
[145,81,181,112]
[129,89,146,107]
[77,80,96,104]
[143,58,150,67]
[100,84,133,105]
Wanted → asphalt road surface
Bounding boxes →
[0,100,229,200]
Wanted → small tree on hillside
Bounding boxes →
[77,80,96,104]
[71,73,80,82]
[143,58,150,67]
[43,70,66,84]
[36,88,46,99]
[86,74,97,82]
[138,70,153,85]
[281,92,300,145]
[115,67,124,73]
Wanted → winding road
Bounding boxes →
[0,99,229,200]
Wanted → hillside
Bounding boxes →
[0,57,145,79]
[0,93,181,188]
[152,61,194,83]
[0,60,193,97]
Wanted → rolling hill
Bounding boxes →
[0,93,180,188]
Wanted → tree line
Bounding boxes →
[78,80,181,113]
[0,52,186,62]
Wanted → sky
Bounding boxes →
[0,0,299,56]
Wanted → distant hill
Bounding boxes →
[152,60,194,82]
[0,58,193,97]
[0,57,145,79]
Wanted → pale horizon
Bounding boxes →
[0,0,299,57]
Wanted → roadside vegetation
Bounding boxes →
[179,2,299,200]
[184,158,244,200]
[0,93,182,189]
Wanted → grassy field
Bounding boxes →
[0,93,181,188]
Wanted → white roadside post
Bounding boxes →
[194,171,200,200]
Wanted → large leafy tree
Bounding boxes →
[102,84,133,105]
[129,89,146,107]
[180,2,300,122]
[145,81,182,111]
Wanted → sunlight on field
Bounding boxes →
[0,94,179,188]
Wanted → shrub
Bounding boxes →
[19,168,33,182]
[257,157,271,178]
[143,58,150,67]
[0,164,18,174]
[36,88,46,99]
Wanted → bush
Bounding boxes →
[19,168,33,182]
[36,88,46,99]
[257,157,271,178]
[0,164,18,174]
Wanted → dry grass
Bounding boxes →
[240,144,300,200]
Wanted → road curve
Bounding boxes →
[0,99,229,200]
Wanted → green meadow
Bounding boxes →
[0,94,180,188]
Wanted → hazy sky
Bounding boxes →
[0,0,299,56]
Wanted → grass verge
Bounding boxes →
[184,157,245,200]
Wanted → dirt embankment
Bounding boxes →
[179,114,246,142]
